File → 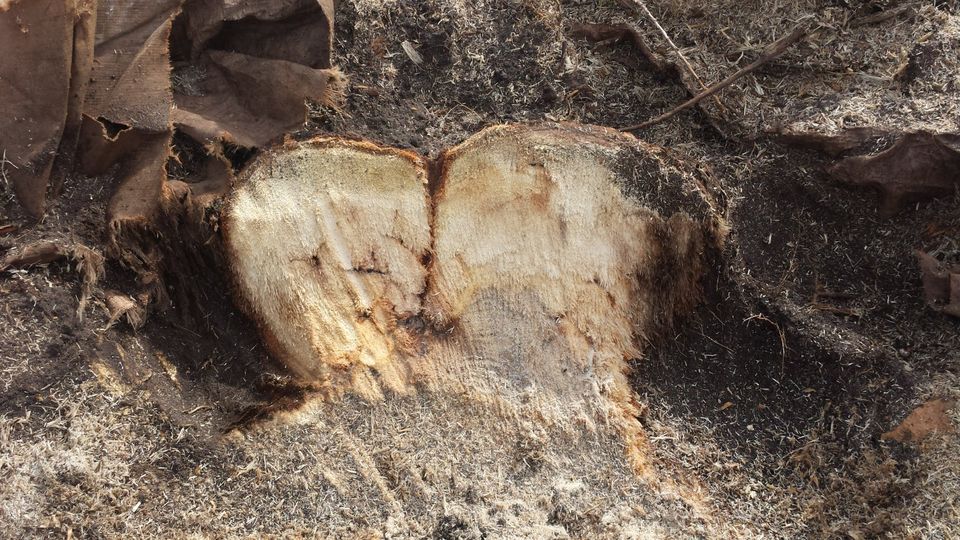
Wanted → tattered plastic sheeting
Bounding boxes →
[86,0,181,132]
[175,0,333,67]
[173,49,343,148]
[78,0,182,237]
[171,0,340,149]
[0,0,96,217]
[0,0,338,218]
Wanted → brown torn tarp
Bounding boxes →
[175,0,333,68]
[0,0,96,217]
[171,0,341,148]
[173,51,344,148]
[84,0,181,132]
[829,132,960,217]
[102,0,337,316]
[1,0,338,220]
[0,0,176,218]
[77,0,181,281]
[0,0,342,323]
[54,3,97,197]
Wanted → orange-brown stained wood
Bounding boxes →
[882,398,956,443]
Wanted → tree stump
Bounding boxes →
[223,124,724,507]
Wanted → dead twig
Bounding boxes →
[569,23,670,74]
[0,149,17,202]
[849,5,914,27]
[744,313,788,376]
[812,279,858,302]
[622,25,808,132]
[622,0,727,116]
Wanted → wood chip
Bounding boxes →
[401,40,423,65]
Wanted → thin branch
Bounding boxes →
[569,23,670,74]
[623,0,728,116]
[849,4,913,27]
[622,25,808,132]
[627,0,707,89]
[0,149,17,203]
[744,313,788,376]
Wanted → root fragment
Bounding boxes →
[0,241,104,320]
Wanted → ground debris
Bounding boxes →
[1,1,959,537]
[775,127,891,158]
[104,291,146,330]
[917,250,960,318]
[0,241,104,320]
[830,132,960,217]
[623,24,809,132]
[400,40,424,65]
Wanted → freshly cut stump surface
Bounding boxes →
[223,123,724,535]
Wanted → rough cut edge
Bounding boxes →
[222,136,429,389]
